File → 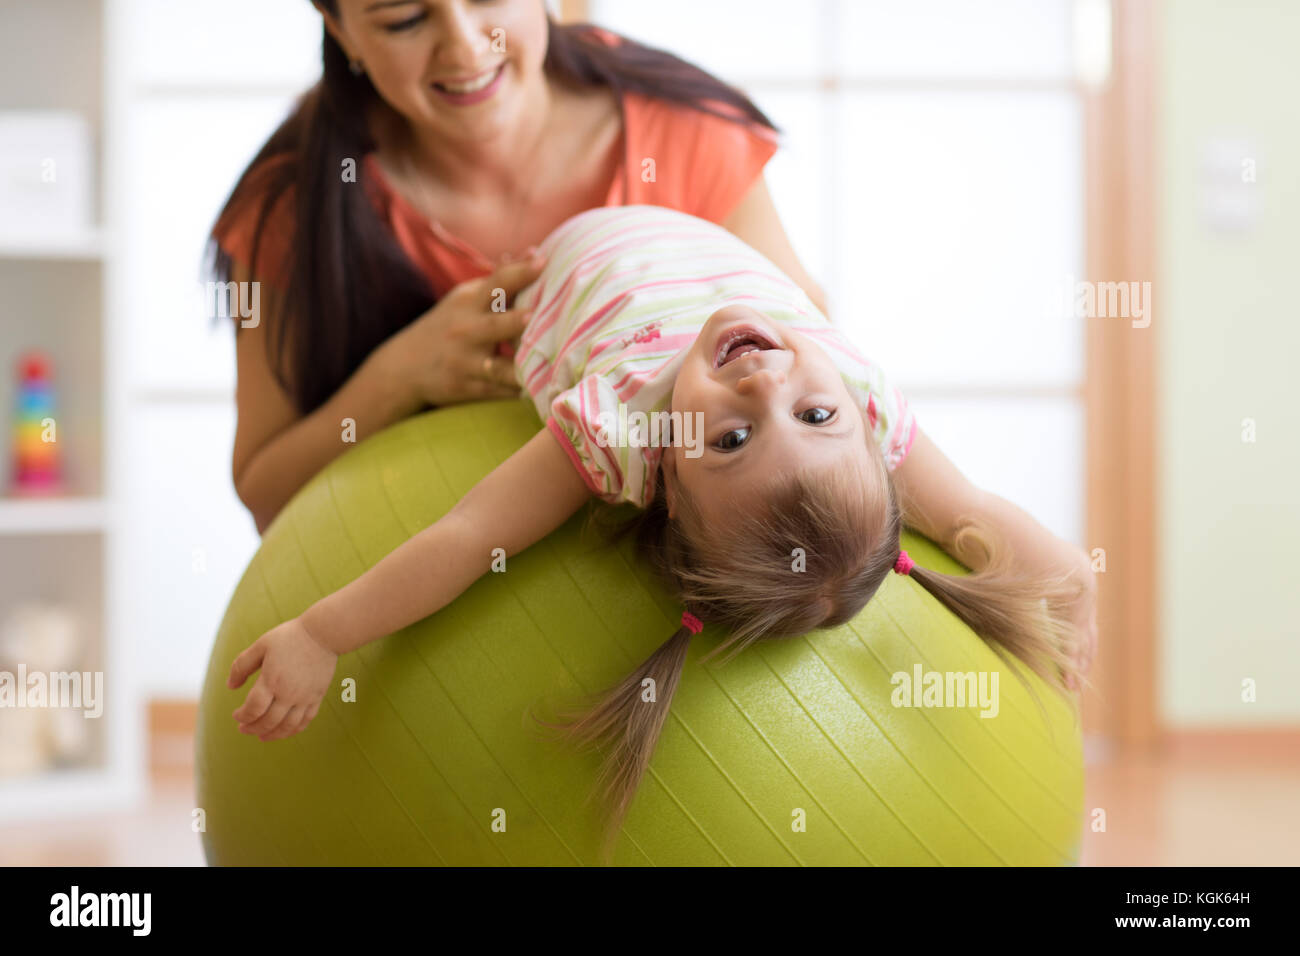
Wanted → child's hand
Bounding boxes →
[227,616,338,741]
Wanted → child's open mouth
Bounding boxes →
[714,327,780,369]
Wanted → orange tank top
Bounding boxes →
[212,87,778,297]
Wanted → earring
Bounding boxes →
[349,59,364,76]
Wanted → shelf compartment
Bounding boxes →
[0,496,107,535]
[0,230,107,261]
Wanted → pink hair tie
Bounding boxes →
[681,611,703,635]
[893,550,915,576]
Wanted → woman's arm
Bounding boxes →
[300,428,592,655]
[231,257,540,534]
[723,175,830,316]
[230,262,423,534]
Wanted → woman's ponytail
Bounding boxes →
[209,17,440,415]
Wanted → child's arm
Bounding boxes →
[300,429,592,654]
[891,427,1097,677]
[227,429,591,740]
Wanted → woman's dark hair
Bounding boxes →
[207,8,778,415]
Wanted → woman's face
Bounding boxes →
[320,0,550,145]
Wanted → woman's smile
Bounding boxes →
[431,62,507,105]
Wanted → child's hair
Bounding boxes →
[535,431,1088,856]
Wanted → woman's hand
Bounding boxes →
[379,253,547,408]
[227,616,338,742]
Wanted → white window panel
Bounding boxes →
[834,0,1074,79]
[590,0,825,82]
[746,88,832,291]
[832,91,1084,388]
[905,395,1084,547]
[123,402,259,697]
[123,95,299,392]
[126,0,321,89]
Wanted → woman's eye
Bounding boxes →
[798,406,836,425]
[713,427,750,451]
[385,13,427,33]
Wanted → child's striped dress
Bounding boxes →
[513,205,916,507]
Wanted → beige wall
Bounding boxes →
[1158,0,1300,725]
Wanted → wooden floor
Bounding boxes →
[0,772,205,867]
[1080,739,1300,867]
[2,736,1297,866]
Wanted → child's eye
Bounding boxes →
[798,407,836,425]
[713,427,750,451]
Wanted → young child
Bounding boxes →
[228,204,1097,839]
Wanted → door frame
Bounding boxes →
[1082,0,1159,752]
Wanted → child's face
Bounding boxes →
[665,304,873,521]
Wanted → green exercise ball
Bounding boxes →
[196,400,1083,865]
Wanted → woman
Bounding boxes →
[211,0,827,534]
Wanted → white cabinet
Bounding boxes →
[0,0,316,822]
[0,0,128,821]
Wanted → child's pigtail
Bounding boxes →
[532,611,703,857]
[896,523,1088,722]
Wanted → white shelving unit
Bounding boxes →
[2,0,317,824]
[0,497,109,535]
[0,230,107,261]
[0,0,143,822]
